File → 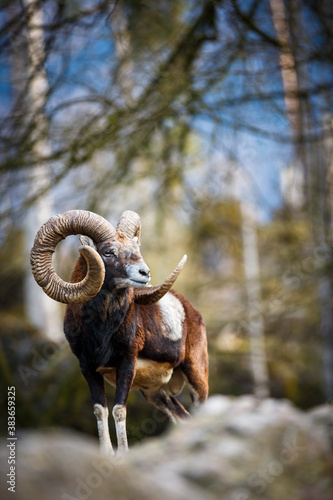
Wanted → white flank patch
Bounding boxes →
[158,293,185,341]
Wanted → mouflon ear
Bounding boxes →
[79,235,96,249]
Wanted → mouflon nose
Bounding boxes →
[139,266,150,277]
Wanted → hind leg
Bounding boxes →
[182,343,209,407]
[141,389,190,423]
[169,396,190,419]
[182,362,209,407]
[181,318,209,407]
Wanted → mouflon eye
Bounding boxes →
[103,250,112,257]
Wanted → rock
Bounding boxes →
[0,396,332,500]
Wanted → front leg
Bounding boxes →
[113,358,136,453]
[81,366,114,457]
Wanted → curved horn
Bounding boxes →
[30,210,116,304]
[117,210,141,244]
[134,255,187,305]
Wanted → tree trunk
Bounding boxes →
[110,3,135,105]
[270,0,333,400]
[241,201,270,399]
[22,0,62,341]
[270,0,305,208]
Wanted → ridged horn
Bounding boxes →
[30,210,116,304]
[134,255,187,305]
[117,210,141,244]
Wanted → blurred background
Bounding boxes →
[0,0,332,445]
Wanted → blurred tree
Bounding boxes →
[269,0,333,399]
[21,0,62,340]
[241,200,269,399]
[0,0,333,437]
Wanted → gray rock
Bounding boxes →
[1,396,332,500]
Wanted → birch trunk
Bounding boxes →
[270,0,301,137]
[270,0,305,207]
[22,0,62,341]
[241,201,269,399]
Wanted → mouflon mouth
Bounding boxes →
[134,255,187,305]
[131,278,151,286]
[113,275,151,289]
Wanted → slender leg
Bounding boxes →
[81,366,114,457]
[181,324,209,408]
[182,360,209,408]
[113,358,136,454]
[170,396,191,419]
[141,389,190,423]
[94,404,113,457]
[112,404,128,452]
